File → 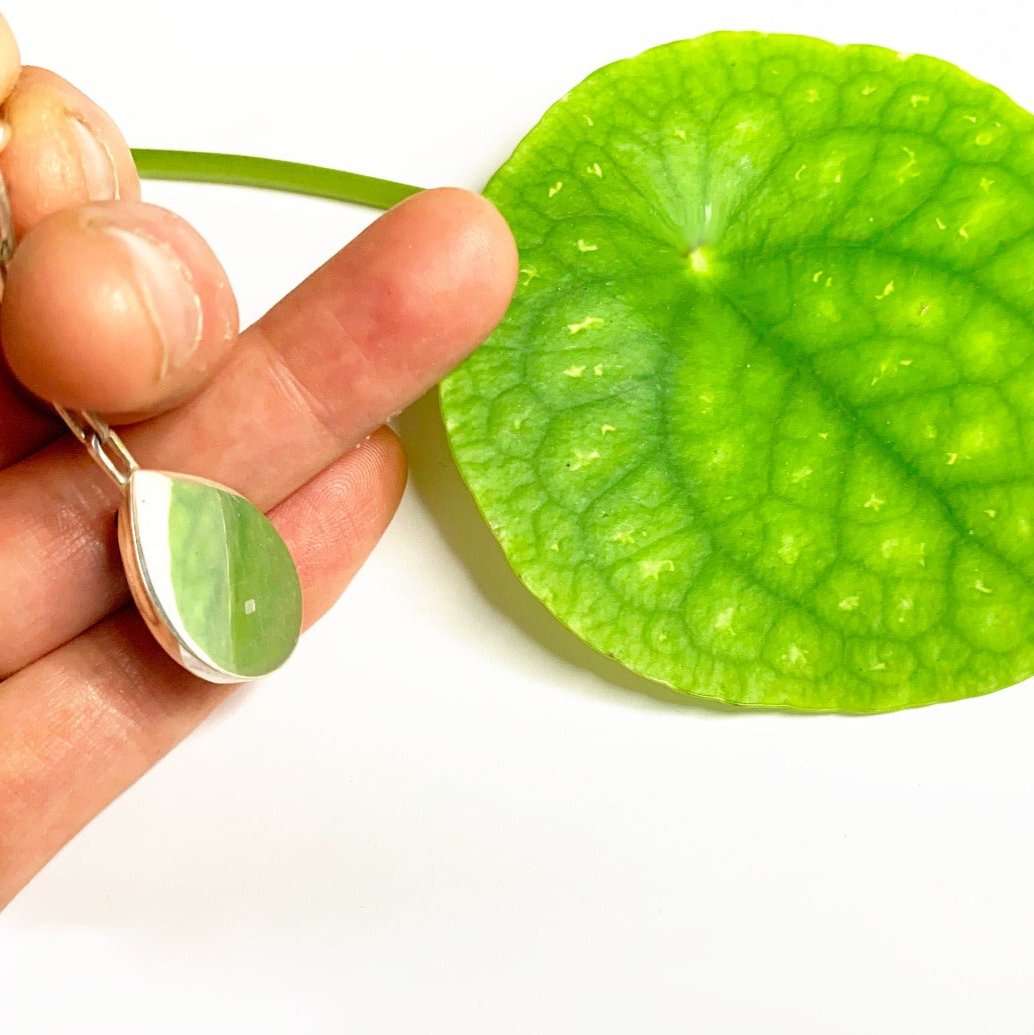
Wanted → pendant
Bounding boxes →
[57,409,303,683]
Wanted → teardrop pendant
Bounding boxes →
[60,409,302,683]
[119,468,302,683]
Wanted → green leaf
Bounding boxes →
[440,31,1034,712]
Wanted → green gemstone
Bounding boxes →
[126,470,302,680]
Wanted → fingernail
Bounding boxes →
[66,112,120,200]
[101,225,203,379]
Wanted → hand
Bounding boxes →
[0,19,517,907]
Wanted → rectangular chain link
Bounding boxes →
[53,406,139,489]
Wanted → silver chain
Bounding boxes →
[0,175,13,268]
[52,406,139,489]
[0,170,139,491]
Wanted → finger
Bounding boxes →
[0,66,139,240]
[1,200,239,417]
[0,427,407,907]
[0,16,20,108]
[0,61,141,459]
[0,187,516,675]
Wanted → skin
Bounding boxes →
[0,20,518,906]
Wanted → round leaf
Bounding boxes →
[441,32,1034,712]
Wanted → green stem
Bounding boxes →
[131,149,422,211]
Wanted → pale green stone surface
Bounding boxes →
[132,471,302,679]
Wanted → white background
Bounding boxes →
[3,1,1034,1031]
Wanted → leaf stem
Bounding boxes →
[131,149,422,211]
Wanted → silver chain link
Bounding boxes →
[52,406,139,488]
[0,169,140,492]
[0,175,14,269]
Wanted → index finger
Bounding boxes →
[0,60,143,461]
[0,14,20,108]
[0,18,54,467]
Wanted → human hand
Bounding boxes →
[0,18,517,907]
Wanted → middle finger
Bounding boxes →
[0,187,516,675]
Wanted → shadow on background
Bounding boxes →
[396,390,738,714]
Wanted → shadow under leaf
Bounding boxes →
[396,390,740,715]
